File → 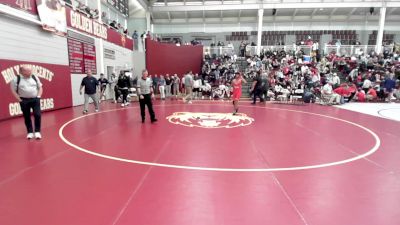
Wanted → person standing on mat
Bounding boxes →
[250,72,264,104]
[137,69,157,123]
[183,71,194,104]
[80,69,100,114]
[231,72,247,115]
[98,73,109,103]
[117,71,131,107]
[10,65,43,139]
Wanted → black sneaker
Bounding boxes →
[142,119,145,123]
[151,119,158,123]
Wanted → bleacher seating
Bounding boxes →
[368,30,395,45]
[227,30,359,45]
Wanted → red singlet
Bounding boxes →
[232,78,243,101]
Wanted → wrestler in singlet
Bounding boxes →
[231,72,247,115]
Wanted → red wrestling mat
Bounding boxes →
[0,101,399,225]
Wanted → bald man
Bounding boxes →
[10,66,43,139]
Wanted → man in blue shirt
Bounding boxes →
[80,70,99,114]
[383,74,396,101]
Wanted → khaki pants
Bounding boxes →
[84,93,99,111]
[184,86,193,102]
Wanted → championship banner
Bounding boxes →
[36,0,67,36]
[0,59,72,121]
[1,0,38,15]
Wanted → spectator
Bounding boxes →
[110,20,117,29]
[172,74,180,98]
[109,73,119,103]
[193,74,202,99]
[101,12,108,24]
[158,75,166,100]
[355,88,366,102]
[132,30,138,50]
[383,74,396,101]
[98,73,109,102]
[366,86,378,101]
[334,83,352,104]
[183,71,194,104]
[332,73,341,88]
[165,74,172,98]
[322,81,341,105]
[152,74,159,95]
[117,71,131,107]
[10,65,43,139]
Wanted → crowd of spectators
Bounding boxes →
[68,1,131,37]
[241,46,400,104]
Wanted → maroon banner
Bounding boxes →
[1,0,38,14]
[66,7,108,39]
[0,59,72,121]
[146,39,203,76]
[65,7,133,50]
[107,28,134,50]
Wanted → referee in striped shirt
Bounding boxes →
[137,69,157,123]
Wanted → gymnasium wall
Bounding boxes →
[0,2,136,118]
[0,15,73,121]
[145,39,203,76]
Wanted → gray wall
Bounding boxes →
[0,15,69,65]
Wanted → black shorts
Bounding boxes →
[193,88,200,92]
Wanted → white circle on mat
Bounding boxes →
[59,104,381,172]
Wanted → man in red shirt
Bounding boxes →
[366,86,378,101]
[334,84,352,97]
[334,84,352,104]
[356,88,366,102]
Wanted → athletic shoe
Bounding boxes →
[34,132,42,139]
[95,109,99,112]
[151,119,158,123]
[121,103,125,107]
[125,102,130,106]
[83,110,88,114]
[27,133,34,139]
[188,101,193,104]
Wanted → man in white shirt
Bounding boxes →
[362,78,372,93]
[322,81,340,105]
[10,66,43,139]
[137,69,157,123]
[332,73,341,88]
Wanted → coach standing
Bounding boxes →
[10,65,43,139]
[80,69,100,114]
[137,69,157,123]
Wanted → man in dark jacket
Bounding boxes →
[117,71,131,107]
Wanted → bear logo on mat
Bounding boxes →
[166,112,254,128]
